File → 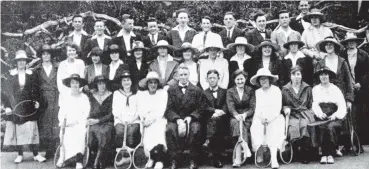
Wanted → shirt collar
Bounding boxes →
[109,59,123,67]
[172,25,192,32]
[116,29,136,37]
[210,86,219,91]
[69,30,88,36]
[226,26,235,32]
[91,34,111,40]
[10,68,32,76]
[230,54,251,62]
[179,82,190,87]
[157,54,174,62]
[296,13,304,20]
[285,51,305,60]
[276,26,292,34]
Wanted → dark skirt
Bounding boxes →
[114,123,141,149]
[38,90,59,149]
[88,123,113,150]
[288,109,315,142]
[230,118,251,143]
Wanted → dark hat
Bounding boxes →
[114,71,132,83]
[255,40,279,53]
[89,75,110,90]
[316,36,343,53]
[283,32,305,49]
[129,41,149,53]
[227,37,255,53]
[107,44,121,54]
[62,74,88,88]
[303,8,326,23]
[314,66,336,80]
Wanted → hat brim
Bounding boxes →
[316,40,343,53]
[341,38,364,46]
[89,79,111,90]
[13,58,32,64]
[63,77,88,88]
[283,41,305,49]
[151,45,176,53]
[129,47,150,53]
[314,69,336,81]
[201,46,226,53]
[250,74,278,86]
[256,42,279,53]
[138,77,165,89]
[303,13,326,23]
[227,43,255,54]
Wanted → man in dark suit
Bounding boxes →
[203,69,228,168]
[218,12,244,60]
[245,12,272,47]
[112,14,141,59]
[142,18,167,61]
[84,20,112,65]
[290,0,311,34]
[165,66,207,169]
[69,14,90,61]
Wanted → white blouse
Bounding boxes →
[199,57,229,90]
[254,85,282,122]
[112,90,139,126]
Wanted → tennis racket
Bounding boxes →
[232,119,250,166]
[1,100,39,118]
[132,122,150,169]
[54,117,66,168]
[307,120,330,127]
[255,121,271,168]
[279,114,293,164]
[115,123,132,169]
[82,125,90,168]
[347,108,361,156]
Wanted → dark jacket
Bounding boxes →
[219,27,244,60]
[70,34,90,61]
[126,57,150,89]
[88,93,114,125]
[204,87,228,118]
[281,55,314,86]
[290,17,305,34]
[112,31,141,60]
[84,64,109,84]
[83,37,113,65]
[142,32,168,49]
[166,28,197,49]
[245,28,272,47]
[226,86,255,124]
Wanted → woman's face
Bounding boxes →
[70,79,80,92]
[311,16,320,26]
[66,46,77,59]
[291,71,302,84]
[17,60,27,69]
[235,74,246,88]
[97,81,106,92]
[325,42,335,54]
[147,79,158,93]
[208,48,219,59]
[236,45,246,54]
[182,49,193,61]
[319,73,330,84]
[348,41,357,49]
[42,51,51,62]
[158,47,168,56]
[110,52,120,61]
[262,46,272,56]
[259,76,270,88]
[121,77,132,90]
[134,49,143,59]
[289,43,299,53]
[91,55,101,64]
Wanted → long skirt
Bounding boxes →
[3,121,39,146]
[288,109,315,142]
[308,120,342,155]
[250,114,285,151]
[143,118,167,157]
[88,123,113,150]
[59,124,86,162]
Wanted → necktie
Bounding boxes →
[179,85,188,94]
[151,34,156,45]
[227,30,231,39]
[203,31,208,46]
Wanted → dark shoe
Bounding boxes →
[44,151,54,159]
[189,160,198,169]
[211,158,223,168]
[170,160,177,169]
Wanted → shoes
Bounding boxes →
[14,155,23,164]
[327,155,334,164]
[146,159,154,168]
[320,156,327,164]
[232,163,241,168]
[271,160,279,169]
[154,161,164,169]
[336,149,343,157]
[169,160,177,169]
[33,154,46,162]
[211,158,223,168]
[76,162,83,169]
[189,160,198,169]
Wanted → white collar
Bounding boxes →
[276,26,292,34]
[226,26,235,32]
[109,59,123,67]
[285,51,305,60]
[157,54,174,62]
[10,68,32,76]
[230,53,251,62]
[179,82,190,87]
[210,86,219,91]
[91,34,111,40]
[69,30,88,37]
[172,25,193,32]
[116,29,136,37]
[296,13,304,20]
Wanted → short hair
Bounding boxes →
[207,69,220,77]
[90,47,103,58]
[65,43,81,54]
[254,12,266,21]
[232,69,248,81]
[176,8,189,17]
[290,66,302,75]
[95,20,105,25]
[201,16,212,23]
[224,11,235,18]
[72,14,84,22]
[256,76,274,86]
[177,65,190,74]
[121,14,132,23]
[278,10,289,18]
[147,17,157,23]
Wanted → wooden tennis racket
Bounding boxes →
[255,121,271,168]
[114,123,132,169]
[1,100,39,118]
[279,114,293,164]
[82,125,90,168]
[54,117,66,168]
[232,119,249,166]
[132,122,150,169]
[307,120,330,127]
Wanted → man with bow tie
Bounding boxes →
[203,69,228,168]
[165,66,207,169]
[245,12,272,47]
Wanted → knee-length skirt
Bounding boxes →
[3,121,39,146]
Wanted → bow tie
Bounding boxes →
[179,85,188,90]
[210,89,218,93]
[259,30,266,34]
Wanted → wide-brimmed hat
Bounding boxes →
[316,36,343,53]
[283,33,305,49]
[89,75,110,89]
[151,40,175,53]
[250,68,279,86]
[37,44,55,58]
[255,40,279,53]
[202,40,226,53]
[340,33,364,46]
[138,71,165,89]
[13,50,32,63]
[314,66,336,80]
[303,8,327,23]
[113,71,132,83]
[129,41,149,53]
[62,74,88,88]
[227,37,255,54]
[174,42,199,58]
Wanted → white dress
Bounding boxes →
[137,90,168,156]
[57,92,90,161]
[112,90,140,126]
[250,85,285,151]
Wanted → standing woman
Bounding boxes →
[176,42,199,86]
[83,47,108,93]
[227,37,255,88]
[127,41,150,90]
[250,68,285,169]
[87,75,114,169]
[226,70,255,168]
[2,50,46,163]
[112,72,141,149]
[137,72,168,169]
[107,44,130,91]
[35,44,60,159]
[282,66,315,164]
[56,74,90,169]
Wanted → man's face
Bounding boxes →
[147,21,158,35]
[207,72,219,88]
[256,15,267,30]
[123,19,134,32]
[201,18,212,32]
[94,21,105,35]
[299,1,310,15]
[72,17,84,31]
[279,13,290,27]
[177,12,189,26]
[223,14,235,28]
[178,68,190,85]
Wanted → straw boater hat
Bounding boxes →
[13,50,32,63]
[250,68,279,86]
[138,71,165,89]
[129,41,149,53]
[202,40,226,53]
[340,32,364,46]
[62,74,88,87]
[283,33,305,49]
[303,8,327,23]
[255,40,279,53]
[316,36,343,53]
[314,66,336,80]
[227,37,255,53]
[174,42,199,57]
[151,40,175,53]
[89,75,110,90]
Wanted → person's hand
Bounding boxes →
[5,108,12,115]
[177,119,186,137]
[284,107,291,116]
[212,109,223,119]
[87,119,99,126]
[328,115,337,121]
[176,119,184,126]
[346,101,352,111]
[235,114,244,121]
[354,83,361,90]
[184,116,192,124]
[34,101,40,109]
[316,112,327,120]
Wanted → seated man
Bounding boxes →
[165,66,207,169]
[203,69,228,168]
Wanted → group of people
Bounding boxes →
[1,1,369,169]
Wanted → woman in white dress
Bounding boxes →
[56,74,90,169]
[137,71,168,169]
[250,68,285,169]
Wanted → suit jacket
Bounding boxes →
[341,49,369,86]
[245,28,272,47]
[167,27,197,48]
[204,87,228,118]
[69,33,90,61]
[112,30,141,60]
[84,64,109,84]
[142,32,168,49]
[226,86,255,123]
[35,64,58,92]
[281,54,314,86]
[83,36,113,65]
[218,27,244,47]
[127,57,150,87]
[148,57,179,84]
[290,17,305,34]
[165,83,207,122]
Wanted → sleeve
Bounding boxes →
[342,61,354,102]
[312,86,324,117]
[267,87,282,121]
[220,60,229,89]
[306,87,313,109]
[112,92,122,124]
[79,60,86,78]
[331,86,347,119]
[190,90,207,120]
[199,61,209,90]
[270,31,277,44]
[164,89,181,122]
[166,31,173,45]
[82,95,91,124]
[203,93,216,117]
[98,96,114,123]
[245,89,256,118]
[226,89,238,117]
[301,31,315,58]
[191,34,201,50]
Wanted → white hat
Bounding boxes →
[138,71,165,89]
[250,68,278,86]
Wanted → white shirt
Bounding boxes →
[257,28,266,39]
[210,86,219,98]
[192,31,224,52]
[173,25,191,41]
[94,64,102,76]
[284,51,305,67]
[109,60,124,80]
[325,56,338,74]
[112,90,139,125]
[262,59,270,69]
[157,55,174,79]
[275,26,293,44]
[116,30,136,55]
[97,36,105,50]
[69,30,88,47]
[43,64,53,77]
[296,14,311,30]
[199,57,229,90]
[149,32,159,44]
[236,87,244,101]
[57,59,85,94]
[226,26,235,38]
[230,54,252,70]
[179,82,190,94]
[136,61,142,71]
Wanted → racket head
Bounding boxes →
[114,148,132,169]
[255,145,271,168]
[54,145,65,168]
[232,142,241,164]
[13,100,38,117]
[351,130,361,156]
[239,141,249,164]
[279,141,293,164]
[82,147,90,168]
[133,146,150,169]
